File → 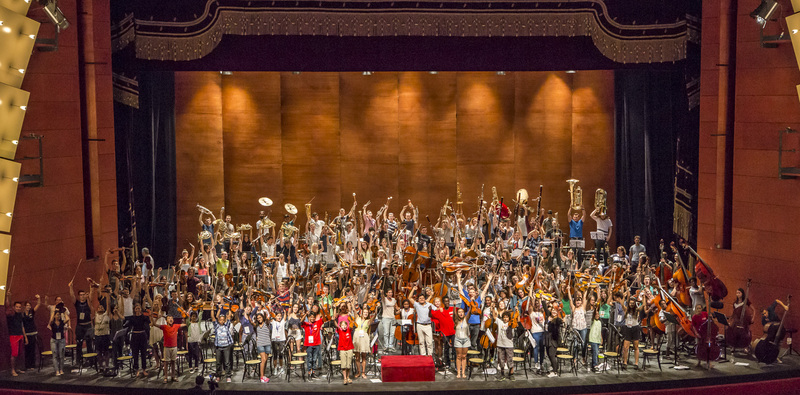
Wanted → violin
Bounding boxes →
[726,279,753,349]
[222,297,240,313]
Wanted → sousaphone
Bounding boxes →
[258,197,273,207]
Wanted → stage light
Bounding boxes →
[27,34,33,39]
[362,71,373,76]
[566,70,577,74]
[751,0,779,27]
[219,71,233,75]
[496,71,506,76]
[2,26,10,33]
[38,0,69,31]
[429,71,438,75]
[292,71,301,75]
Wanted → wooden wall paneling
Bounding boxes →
[280,72,341,221]
[513,72,573,223]
[175,72,224,249]
[398,72,458,219]
[221,72,282,228]
[571,70,615,226]
[456,72,516,216]
[339,72,400,215]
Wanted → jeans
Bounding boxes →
[51,338,65,372]
[531,332,544,364]
[216,345,233,378]
[577,328,589,358]
[590,342,600,368]
[75,324,94,363]
[380,317,395,350]
[469,324,480,351]
[306,345,320,372]
[442,335,454,367]
[188,342,201,368]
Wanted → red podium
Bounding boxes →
[381,355,436,382]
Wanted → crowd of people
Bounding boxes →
[4,189,786,388]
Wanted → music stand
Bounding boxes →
[712,312,730,363]
[662,312,681,366]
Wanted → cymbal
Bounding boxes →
[258,197,273,207]
[285,203,298,214]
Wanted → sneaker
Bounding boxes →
[497,375,506,382]
[509,375,516,381]
[226,377,232,383]
[547,371,558,378]
[260,377,268,383]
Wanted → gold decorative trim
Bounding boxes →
[134,10,686,64]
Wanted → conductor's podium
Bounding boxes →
[381,355,436,382]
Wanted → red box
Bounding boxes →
[381,355,436,382]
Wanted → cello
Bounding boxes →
[726,279,754,349]
[752,295,791,364]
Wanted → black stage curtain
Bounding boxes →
[614,70,689,258]
[114,71,176,270]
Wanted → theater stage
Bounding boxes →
[1,352,799,395]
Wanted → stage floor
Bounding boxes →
[2,350,800,395]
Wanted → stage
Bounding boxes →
[2,352,799,395]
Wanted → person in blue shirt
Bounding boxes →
[456,271,493,351]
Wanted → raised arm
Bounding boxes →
[479,273,494,300]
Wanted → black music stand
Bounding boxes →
[712,312,730,363]
[662,312,681,366]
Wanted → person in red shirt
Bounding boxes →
[431,296,455,370]
[301,311,324,378]
[337,319,355,385]
[152,313,186,383]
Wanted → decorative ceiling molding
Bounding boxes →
[112,0,687,64]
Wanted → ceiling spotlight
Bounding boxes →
[5,212,12,217]
[566,70,577,74]
[39,0,70,31]
[219,71,233,75]
[750,0,779,27]
[2,249,8,254]
[11,177,18,182]
[17,69,24,74]
[28,34,35,39]
[19,106,26,111]
[362,71,373,76]
[793,29,799,34]
[429,71,438,75]
[0,285,5,290]
[496,71,506,76]
[292,71,301,75]
[1,27,10,34]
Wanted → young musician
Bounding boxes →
[496,311,515,381]
[22,295,42,372]
[431,296,455,370]
[6,297,25,376]
[211,304,235,382]
[124,303,150,377]
[337,317,355,385]
[302,311,324,378]
[353,304,373,379]
[453,307,470,378]
[254,313,271,383]
[68,278,94,369]
[380,288,397,353]
[411,285,434,356]
[153,311,186,383]
[186,312,203,373]
[456,271,493,351]
[48,308,67,376]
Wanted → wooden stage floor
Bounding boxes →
[2,350,800,395]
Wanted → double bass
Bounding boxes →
[752,295,791,364]
[726,279,754,349]
[695,286,720,364]
[672,253,692,307]
[686,245,727,302]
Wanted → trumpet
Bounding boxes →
[567,179,583,211]
[595,188,607,217]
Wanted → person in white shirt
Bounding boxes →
[410,286,435,356]
[380,289,397,352]
[270,307,287,375]
[590,208,612,264]
[629,235,646,272]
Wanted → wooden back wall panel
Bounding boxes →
[175,71,615,250]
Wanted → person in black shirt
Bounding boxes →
[6,297,25,376]
[69,279,95,368]
[544,302,563,377]
[124,303,151,376]
[22,295,42,371]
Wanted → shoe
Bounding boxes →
[226,377,232,383]
[497,375,506,381]
[547,371,558,378]
[260,377,268,383]
[509,375,516,381]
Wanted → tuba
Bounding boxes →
[595,188,607,217]
[567,179,583,211]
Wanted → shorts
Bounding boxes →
[163,346,177,362]
[257,345,272,355]
[454,337,471,348]
[9,335,23,358]
[623,326,642,342]
[339,349,353,370]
